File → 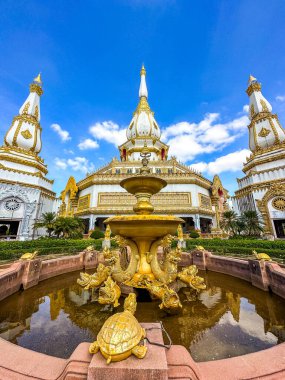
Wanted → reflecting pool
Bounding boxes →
[0,270,284,361]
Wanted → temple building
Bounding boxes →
[0,75,57,240]
[232,76,285,239]
[60,66,229,235]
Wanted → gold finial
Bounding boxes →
[248,74,257,85]
[34,73,42,85]
[140,64,146,76]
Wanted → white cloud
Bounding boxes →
[50,123,71,142]
[191,149,251,175]
[276,95,285,102]
[63,149,74,155]
[162,112,249,162]
[78,138,99,150]
[243,104,249,112]
[89,121,126,147]
[54,156,95,173]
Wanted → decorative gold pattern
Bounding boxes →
[260,99,269,112]
[0,153,48,174]
[21,129,33,139]
[199,193,212,209]
[258,127,271,138]
[77,194,90,211]
[22,102,30,115]
[272,197,285,211]
[29,83,43,96]
[250,104,255,118]
[246,81,261,96]
[34,105,39,119]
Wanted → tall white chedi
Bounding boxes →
[119,65,169,161]
[0,75,56,240]
[233,75,285,239]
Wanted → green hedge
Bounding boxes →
[0,239,102,261]
[185,238,285,259]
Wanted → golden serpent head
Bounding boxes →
[124,293,137,314]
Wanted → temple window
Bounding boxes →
[115,169,121,174]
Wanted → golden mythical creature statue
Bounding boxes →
[252,250,271,261]
[177,224,183,240]
[195,245,205,251]
[20,250,38,260]
[77,264,111,289]
[89,293,147,363]
[177,265,206,291]
[104,224,111,241]
[98,276,121,307]
[84,245,95,252]
[145,279,182,309]
[103,237,139,283]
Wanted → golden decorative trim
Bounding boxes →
[0,163,53,183]
[0,153,48,174]
[77,194,91,211]
[234,178,285,199]
[0,146,44,162]
[260,99,269,112]
[258,127,270,138]
[243,149,285,173]
[34,105,39,119]
[237,164,285,182]
[0,179,55,198]
[22,101,30,114]
[250,104,255,118]
[256,183,285,235]
[12,120,23,146]
[61,176,78,202]
[269,118,280,143]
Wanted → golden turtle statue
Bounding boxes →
[89,293,147,363]
[195,245,205,251]
[20,250,38,260]
[252,250,271,261]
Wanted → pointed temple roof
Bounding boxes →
[245,75,285,153]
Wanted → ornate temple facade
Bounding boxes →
[60,67,229,235]
[0,75,57,240]
[232,76,285,239]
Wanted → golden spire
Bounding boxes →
[140,64,146,76]
[248,74,257,84]
[34,73,42,85]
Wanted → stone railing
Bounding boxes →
[0,249,284,379]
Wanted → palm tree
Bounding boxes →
[34,212,57,237]
[220,210,238,235]
[53,217,84,238]
[241,211,264,237]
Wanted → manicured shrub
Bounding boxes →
[90,230,105,239]
[189,230,200,239]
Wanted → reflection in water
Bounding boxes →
[0,271,284,361]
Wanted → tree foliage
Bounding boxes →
[220,210,263,237]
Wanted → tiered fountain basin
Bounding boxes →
[0,249,285,379]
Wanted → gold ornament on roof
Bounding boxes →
[140,64,146,76]
[260,99,269,112]
[248,74,257,84]
[21,129,32,139]
[89,293,147,363]
[22,102,30,115]
[258,127,271,138]
[34,73,42,85]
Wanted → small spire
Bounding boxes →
[33,73,42,85]
[248,74,257,85]
[139,64,148,98]
[140,64,146,76]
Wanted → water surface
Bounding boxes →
[0,270,284,361]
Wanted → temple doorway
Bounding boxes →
[200,217,212,233]
[0,220,20,239]
[273,219,285,238]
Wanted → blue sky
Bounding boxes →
[1,0,285,195]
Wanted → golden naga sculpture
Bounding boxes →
[104,224,111,241]
[84,245,95,252]
[20,250,38,260]
[177,224,183,240]
[145,279,182,309]
[252,250,271,261]
[89,293,147,364]
[77,264,111,289]
[98,276,121,307]
[177,265,206,291]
